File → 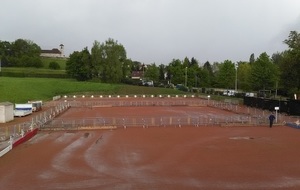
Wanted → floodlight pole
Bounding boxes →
[185,67,187,87]
[235,63,238,92]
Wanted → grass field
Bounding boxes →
[0,77,187,103]
[0,57,67,78]
[0,67,66,75]
[41,57,67,69]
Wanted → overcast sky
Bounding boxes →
[1,0,300,64]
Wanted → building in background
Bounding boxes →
[40,44,65,58]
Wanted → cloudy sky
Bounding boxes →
[1,0,300,64]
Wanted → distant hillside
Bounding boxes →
[0,57,68,78]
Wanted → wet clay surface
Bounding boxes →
[1,126,300,190]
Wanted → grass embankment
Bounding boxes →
[0,57,67,78]
[41,57,67,69]
[0,67,66,76]
[0,77,186,103]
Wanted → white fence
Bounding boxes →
[42,114,270,130]
[0,102,70,157]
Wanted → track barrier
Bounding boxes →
[0,102,70,157]
[1,96,299,157]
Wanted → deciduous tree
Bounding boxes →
[280,31,300,95]
[250,52,278,91]
[99,38,126,83]
[144,63,159,82]
[216,60,235,89]
[66,47,92,81]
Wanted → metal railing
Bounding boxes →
[2,97,299,158]
[1,98,298,144]
[0,102,70,147]
[42,114,270,130]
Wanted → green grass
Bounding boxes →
[0,57,67,78]
[41,57,67,69]
[1,67,66,75]
[0,77,186,103]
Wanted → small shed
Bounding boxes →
[0,102,14,123]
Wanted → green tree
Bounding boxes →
[21,55,43,68]
[198,67,210,87]
[249,53,255,64]
[216,60,235,89]
[183,57,190,68]
[66,47,92,81]
[99,38,127,83]
[280,31,300,95]
[131,61,142,71]
[158,64,166,82]
[250,52,279,91]
[0,41,12,56]
[11,39,41,57]
[144,63,159,82]
[271,52,284,66]
[187,58,199,87]
[0,40,12,66]
[190,57,198,67]
[122,59,132,80]
[237,61,251,91]
[91,40,102,79]
[167,59,185,85]
[49,61,61,70]
[202,61,214,87]
[1,39,42,67]
[283,31,300,51]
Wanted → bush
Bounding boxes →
[21,56,43,68]
[178,85,189,92]
[49,61,61,70]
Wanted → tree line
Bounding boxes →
[0,39,42,68]
[65,31,300,97]
[1,31,300,97]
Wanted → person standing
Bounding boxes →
[269,113,276,128]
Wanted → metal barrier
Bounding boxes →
[42,114,271,130]
[1,98,297,145]
[39,97,297,130]
[61,99,207,108]
[0,102,70,155]
[2,97,299,158]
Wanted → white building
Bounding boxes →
[0,102,14,123]
[40,44,65,58]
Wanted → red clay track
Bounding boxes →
[1,127,300,190]
[59,105,237,118]
[1,98,300,190]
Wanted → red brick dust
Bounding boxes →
[1,104,300,190]
[1,127,300,189]
[59,105,237,119]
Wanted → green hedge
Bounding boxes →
[0,71,68,78]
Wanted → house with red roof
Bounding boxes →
[40,44,65,58]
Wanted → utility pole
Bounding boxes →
[235,63,238,92]
[185,67,187,87]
